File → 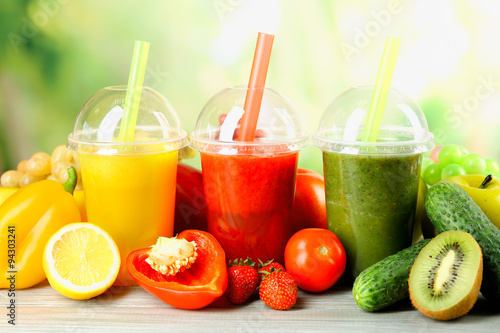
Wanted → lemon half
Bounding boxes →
[43,223,120,300]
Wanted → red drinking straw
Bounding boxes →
[238,32,275,141]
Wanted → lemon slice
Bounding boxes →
[43,223,120,300]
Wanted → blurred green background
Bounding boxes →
[1,0,500,174]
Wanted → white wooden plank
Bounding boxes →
[1,280,499,332]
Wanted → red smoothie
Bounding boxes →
[200,151,298,264]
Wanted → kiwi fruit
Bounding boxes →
[409,230,483,320]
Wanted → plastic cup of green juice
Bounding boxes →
[313,86,434,280]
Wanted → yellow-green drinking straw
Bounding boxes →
[118,40,150,142]
[362,37,401,142]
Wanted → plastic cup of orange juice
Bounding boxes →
[67,86,187,286]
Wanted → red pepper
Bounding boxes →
[173,165,328,236]
[291,168,328,234]
[174,164,208,234]
[126,230,227,309]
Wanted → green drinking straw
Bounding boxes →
[361,37,401,142]
[118,40,150,142]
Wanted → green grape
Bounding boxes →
[441,163,466,180]
[457,145,469,156]
[438,144,464,166]
[423,163,442,186]
[460,153,486,174]
[0,170,24,187]
[421,157,433,172]
[26,152,51,177]
[481,171,500,180]
[485,158,500,174]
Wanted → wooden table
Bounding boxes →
[1,281,499,332]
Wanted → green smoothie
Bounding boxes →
[323,152,421,280]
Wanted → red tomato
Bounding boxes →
[291,168,327,234]
[126,230,228,309]
[284,228,346,292]
[174,164,208,234]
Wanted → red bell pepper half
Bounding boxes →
[126,230,227,309]
[174,163,208,234]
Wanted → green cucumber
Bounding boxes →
[352,239,431,312]
[425,181,500,303]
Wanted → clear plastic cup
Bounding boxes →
[190,86,308,264]
[67,86,187,286]
[313,86,434,280]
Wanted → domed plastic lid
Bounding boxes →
[190,86,308,155]
[313,86,434,155]
[67,86,188,155]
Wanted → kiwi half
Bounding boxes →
[409,230,483,320]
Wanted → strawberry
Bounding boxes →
[259,270,298,310]
[257,259,285,281]
[226,258,259,305]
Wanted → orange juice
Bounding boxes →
[79,150,178,286]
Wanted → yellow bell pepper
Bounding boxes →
[0,167,81,289]
[73,190,87,222]
[0,187,18,206]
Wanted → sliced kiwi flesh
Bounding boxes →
[409,230,483,320]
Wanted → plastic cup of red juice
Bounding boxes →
[190,86,308,264]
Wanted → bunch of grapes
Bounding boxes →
[422,144,500,186]
[0,145,82,190]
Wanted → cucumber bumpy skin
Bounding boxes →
[425,181,500,304]
[353,239,431,312]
